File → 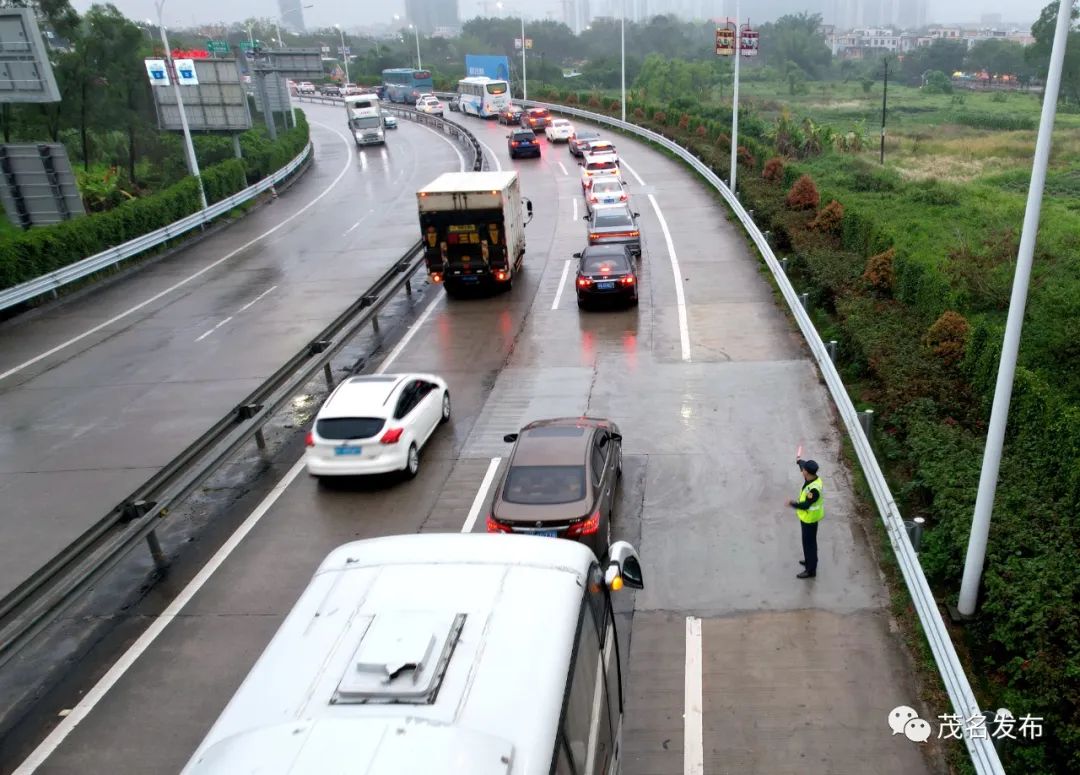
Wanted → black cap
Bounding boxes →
[800,459,819,475]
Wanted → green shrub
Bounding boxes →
[953,112,1036,131]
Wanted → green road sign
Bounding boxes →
[206,40,230,55]
[239,40,256,50]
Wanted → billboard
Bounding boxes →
[0,143,84,227]
[0,9,61,102]
[151,58,253,132]
[465,54,511,81]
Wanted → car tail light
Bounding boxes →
[621,275,635,284]
[511,141,520,147]
[305,431,314,447]
[589,195,598,204]
[431,272,443,283]
[589,233,600,241]
[577,276,592,287]
[567,510,601,537]
[619,193,627,201]
[380,428,404,444]
[495,269,508,281]
[486,514,512,533]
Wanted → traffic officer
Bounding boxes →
[788,458,824,579]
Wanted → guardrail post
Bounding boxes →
[799,292,809,311]
[405,277,412,296]
[371,312,380,334]
[780,257,789,274]
[323,363,335,390]
[254,427,267,451]
[904,517,926,553]
[858,409,874,439]
[826,340,838,362]
[146,530,168,571]
[763,230,771,243]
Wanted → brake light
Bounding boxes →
[567,510,601,537]
[621,275,635,284]
[511,141,520,147]
[589,196,598,203]
[305,431,314,447]
[620,193,627,201]
[431,272,443,283]
[486,514,512,533]
[380,428,404,444]
[577,276,592,287]
[589,234,600,241]
[495,269,508,281]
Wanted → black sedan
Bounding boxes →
[574,244,638,308]
[521,107,552,129]
[498,106,524,125]
[508,128,541,159]
[569,128,602,157]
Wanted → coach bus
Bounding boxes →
[381,68,434,103]
[456,76,512,118]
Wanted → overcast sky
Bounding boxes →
[72,1,1051,31]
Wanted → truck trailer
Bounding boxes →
[416,171,533,293]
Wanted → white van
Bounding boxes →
[183,533,644,775]
[345,92,385,146]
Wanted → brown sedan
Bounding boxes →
[486,417,622,558]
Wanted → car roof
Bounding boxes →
[582,244,631,257]
[591,202,632,214]
[184,534,595,775]
[509,418,613,466]
[551,118,571,125]
[319,375,410,418]
[527,107,549,114]
[512,127,535,135]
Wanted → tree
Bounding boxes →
[1027,1,1080,104]
[758,13,832,80]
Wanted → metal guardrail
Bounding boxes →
[0,142,313,313]
[0,242,426,666]
[522,99,1005,775]
[295,94,486,171]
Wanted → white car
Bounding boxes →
[305,374,451,479]
[545,118,574,142]
[416,95,445,116]
[586,177,628,212]
[580,156,621,191]
[296,81,316,95]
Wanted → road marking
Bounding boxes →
[0,121,354,385]
[374,292,443,374]
[572,197,578,222]
[195,285,278,342]
[13,268,435,774]
[558,161,568,176]
[415,122,466,172]
[621,158,647,186]
[461,457,502,533]
[237,285,278,313]
[476,138,502,171]
[552,259,572,310]
[648,193,691,361]
[684,616,704,775]
[343,221,359,236]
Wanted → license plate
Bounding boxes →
[597,281,615,290]
[536,530,558,538]
[335,446,362,456]
[461,275,479,283]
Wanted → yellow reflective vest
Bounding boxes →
[796,478,824,524]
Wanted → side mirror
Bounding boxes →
[582,215,589,221]
[526,200,533,215]
[572,252,582,258]
[605,541,644,590]
[609,432,623,442]
[506,134,511,138]
[633,212,640,218]
[502,433,519,443]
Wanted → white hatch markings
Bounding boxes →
[461,457,502,533]
[684,616,704,775]
[13,277,438,774]
[0,120,353,385]
[557,161,569,176]
[194,285,278,343]
[648,192,691,362]
[343,221,360,236]
[552,259,572,310]
[416,121,466,172]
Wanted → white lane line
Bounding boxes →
[0,121,354,385]
[684,616,704,775]
[461,457,502,533]
[194,329,214,343]
[213,316,233,330]
[14,271,438,774]
[648,193,691,362]
[237,285,278,313]
[621,158,647,186]
[552,259,572,310]
[415,122,466,172]
[476,138,503,171]
[374,292,443,374]
[558,161,569,176]
[343,221,360,236]
[572,197,578,222]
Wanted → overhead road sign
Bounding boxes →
[0,9,61,103]
[252,47,322,77]
[174,59,199,86]
[145,59,169,86]
[206,40,230,55]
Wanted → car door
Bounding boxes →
[415,381,442,443]
[393,382,421,439]
[591,431,612,519]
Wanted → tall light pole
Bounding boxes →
[956,0,1074,617]
[620,0,626,122]
[154,0,206,211]
[520,16,527,101]
[729,3,741,195]
[409,24,421,70]
[335,24,350,84]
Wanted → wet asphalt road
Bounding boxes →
[0,105,463,604]
[4,111,935,774]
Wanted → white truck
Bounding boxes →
[417,171,533,294]
[345,93,385,146]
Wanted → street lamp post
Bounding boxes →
[620,0,626,122]
[410,24,421,70]
[956,0,1074,617]
[520,16,527,101]
[729,2,741,195]
[154,0,206,211]
[335,24,350,84]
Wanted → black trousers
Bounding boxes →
[801,520,819,574]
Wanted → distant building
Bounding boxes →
[406,0,459,35]
[560,0,593,33]
[278,0,307,33]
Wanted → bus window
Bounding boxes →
[562,587,614,775]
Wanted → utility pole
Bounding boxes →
[956,0,1075,617]
[880,57,888,165]
[520,16,527,101]
[729,4,741,194]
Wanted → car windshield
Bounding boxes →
[503,465,586,505]
[592,180,622,195]
[352,117,380,128]
[529,109,550,117]
[587,162,617,172]
[316,417,385,440]
[553,120,570,127]
[593,210,633,228]
[583,254,629,273]
[513,131,533,139]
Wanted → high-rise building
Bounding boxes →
[278,0,307,33]
[406,0,460,35]
[561,0,593,33]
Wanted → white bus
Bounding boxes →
[183,533,644,775]
[457,76,511,118]
[345,93,385,146]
